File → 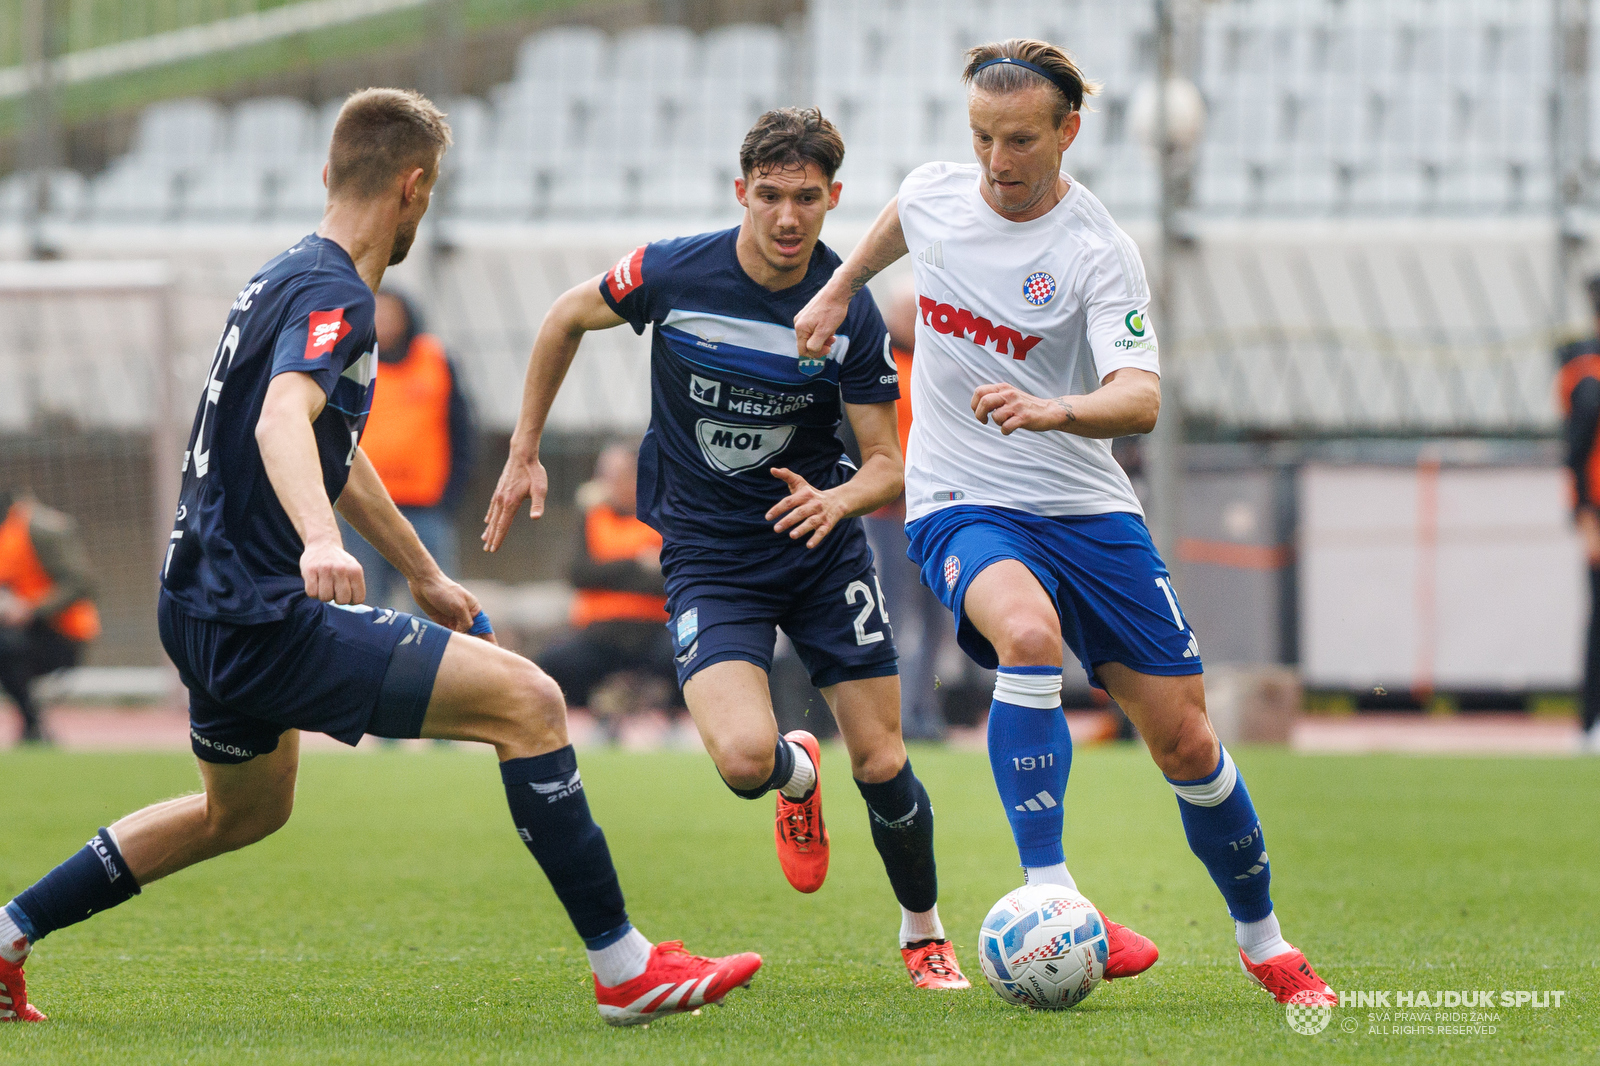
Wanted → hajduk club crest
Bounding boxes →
[1022,271,1057,306]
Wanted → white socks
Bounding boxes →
[778,740,816,800]
[1236,912,1292,964]
[587,927,651,988]
[899,904,946,946]
[1024,864,1078,891]
[0,905,29,963]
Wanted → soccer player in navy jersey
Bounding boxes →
[484,108,969,989]
[0,89,759,1029]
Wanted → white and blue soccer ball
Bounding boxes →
[978,884,1109,1009]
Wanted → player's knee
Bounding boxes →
[209,794,293,852]
[1150,706,1218,781]
[993,615,1062,666]
[502,660,567,741]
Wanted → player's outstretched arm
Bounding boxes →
[337,448,489,637]
[794,197,908,361]
[257,371,367,605]
[482,275,627,553]
[766,400,904,549]
[972,367,1162,439]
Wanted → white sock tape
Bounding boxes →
[993,670,1063,710]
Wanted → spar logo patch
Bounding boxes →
[1023,271,1057,306]
[606,245,647,302]
[943,554,961,591]
[304,308,351,358]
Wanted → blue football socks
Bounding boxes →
[7,828,140,945]
[1167,747,1275,923]
[987,667,1072,868]
[500,746,634,949]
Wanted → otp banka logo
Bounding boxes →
[694,419,795,474]
[690,374,721,407]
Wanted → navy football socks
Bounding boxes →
[987,667,1072,867]
[1168,747,1275,923]
[854,760,937,914]
[500,746,633,949]
[7,829,141,943]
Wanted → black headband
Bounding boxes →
[972,56,1079,108]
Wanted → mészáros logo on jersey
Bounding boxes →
[918,296,1043,360]
[694,418,795,474]
[1023,271,1057,306]
[304,308,351,358]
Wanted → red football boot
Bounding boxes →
[1240,947,1335,1005]
[774,730,829,893]
[594,940,762,1026]
[901,939,972,990]
[0,954,46,1022]
[1098,910,1160,980]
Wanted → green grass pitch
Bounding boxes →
[1,743,1595,1064]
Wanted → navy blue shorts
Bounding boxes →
[905,506,1203,689]
[157,591,453,764]
[662,520,899,690]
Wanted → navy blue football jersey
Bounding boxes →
[600,227,900,547]
[161,234,378,623]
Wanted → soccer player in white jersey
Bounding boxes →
[794,39,1334,1005]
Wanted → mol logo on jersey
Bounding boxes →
[918,296,1044,360]
[694,418,795,474]
[304,308,351,359]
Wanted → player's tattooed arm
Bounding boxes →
[794,197,908,358]
[1052,398,1078,424]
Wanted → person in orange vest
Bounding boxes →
[1558,275,1600,754]
[0,489,100,744]
[859,280,953,741]
[344,289,477,609]
[537,443,680,715]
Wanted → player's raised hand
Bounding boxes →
[301,538,366,605]
[482,451,549,553]
[972,383,1071,435]
[793,286,847,361]
[409,573,498,644]
[767,467,848,549]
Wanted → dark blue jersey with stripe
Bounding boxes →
[599,227,899,548]
[161,233,378,623]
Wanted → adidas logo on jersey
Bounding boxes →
[918,241,944,268]
[917,296,1043,360]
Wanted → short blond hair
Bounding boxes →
[326,88,452,200]
[963,39,1100,125]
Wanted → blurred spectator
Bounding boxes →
[1557,275,1600,754]
[861,280,954,741]
[0,490,100,744]
[538,443,681,725]
[344,289,477,609]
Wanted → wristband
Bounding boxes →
[468,610,494,636]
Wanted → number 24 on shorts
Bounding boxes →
[845,577,890,646]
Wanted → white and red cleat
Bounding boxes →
[774,730,829,893]
[1240,947,1335,1005]
[594,940,761,1027]
[0,954,46,1022]
[1099,910,1160,980]
[901,939,971,990]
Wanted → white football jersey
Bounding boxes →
[897,162,1160,522]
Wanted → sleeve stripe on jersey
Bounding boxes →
[606,245,647,302]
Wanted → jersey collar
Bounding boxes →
[969,170,1083,235]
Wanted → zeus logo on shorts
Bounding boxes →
[694,418,795,474]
